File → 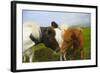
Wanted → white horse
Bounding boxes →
[23,21,60,62]
[23,22,41,62]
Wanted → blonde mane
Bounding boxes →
[23,22,41,52]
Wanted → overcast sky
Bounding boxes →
[23,10,91,27]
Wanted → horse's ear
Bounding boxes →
[51,21,58,28]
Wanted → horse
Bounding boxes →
[23,22,60,62]
[60,28,84,60]
[51,23,84,61]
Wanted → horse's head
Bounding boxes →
[40,27,60,51]
[45,27,59,51]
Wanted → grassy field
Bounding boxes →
[23,27,91,62]
[82,27,91,59]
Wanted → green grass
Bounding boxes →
[23,27,91,62]
[23,43,60,62]
[82,27,91,59]
[32,43,60,62]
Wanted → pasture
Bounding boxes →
[23,27,91,63]
[82,27,91,59]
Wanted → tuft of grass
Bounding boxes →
[26,43,60,62]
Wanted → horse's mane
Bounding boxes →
[23,22,41,40]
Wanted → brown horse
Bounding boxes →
[60,28,84,61]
